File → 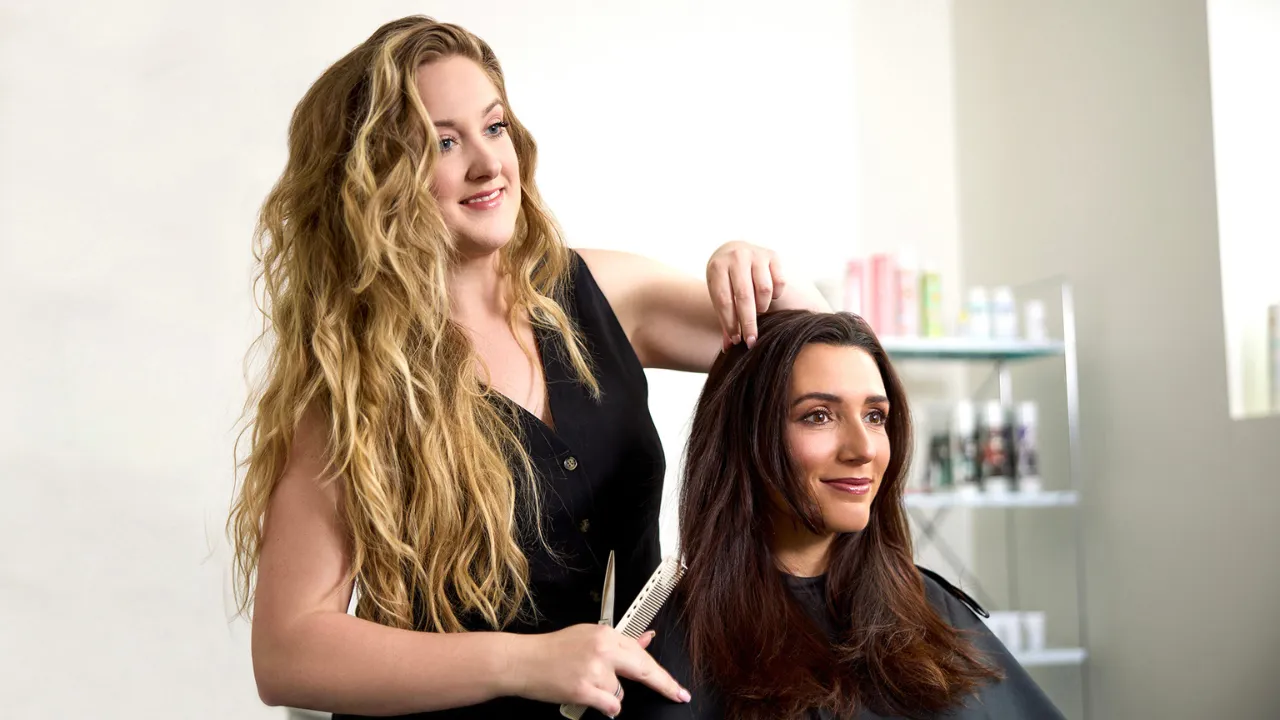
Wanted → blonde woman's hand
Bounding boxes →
[502,624,690,717]
[705,240,786,349]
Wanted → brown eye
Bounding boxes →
[865,409,887,426]
[803,409,833,425]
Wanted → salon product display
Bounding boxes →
[834,252,1053,344]
[917,401,1041,495]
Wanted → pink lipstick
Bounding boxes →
[821,477,874,495]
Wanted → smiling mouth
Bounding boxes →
[461,188,503,205]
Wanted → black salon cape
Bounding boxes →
[616,568,1065,720]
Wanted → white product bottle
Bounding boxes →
[951,400,979,495]
[1015,401,1041,493]
[908,404,932,493]
[966,287,991,339]
[1021,612,1047,653]
[1023,299,1047,342]
[983,611,1024,654]
[992,286,1017,340]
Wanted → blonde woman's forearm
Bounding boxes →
[253,611,516,714]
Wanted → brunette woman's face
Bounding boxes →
[784,343,892,534]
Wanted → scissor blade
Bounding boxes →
[599,550,616,627]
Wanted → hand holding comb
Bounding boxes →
[559,555,687,719]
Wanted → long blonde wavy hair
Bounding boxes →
[229,16,598,633]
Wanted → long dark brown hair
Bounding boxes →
[678,310,999,719]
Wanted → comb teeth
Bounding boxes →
[616,556,685,638]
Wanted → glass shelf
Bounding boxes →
[879,336,1066,362]
[904,490,1079,509]
[1015,647,1088,667]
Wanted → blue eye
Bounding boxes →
[486,121,510,136]
[439,137,456,152]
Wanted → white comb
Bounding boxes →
[559,556,687,719]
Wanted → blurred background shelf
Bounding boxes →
[888,278,1092,718]
[880,336,1066,362]
[905,490,1079,509]
[1015,648,1088,668]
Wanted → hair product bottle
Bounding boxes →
[1023,299,1047,342]
[1015,401,1041,493]
[980,400,1013,493]
[920,270,945,338]
[926,404,954,492]
[868,253,899,336]
[952,400,979,494]
[897,250,920,337]
[992,286,1017,340]
[843,259,866,316]
[966,287,991,339]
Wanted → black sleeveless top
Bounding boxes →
[335,252,666,720]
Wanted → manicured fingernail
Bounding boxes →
[679,688,692,702]
[643,630,656,640]
[746,335,756,348]
[731,334,741,345]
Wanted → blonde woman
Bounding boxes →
[228,15,828,720]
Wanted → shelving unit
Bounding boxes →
[884,280,1091,718]
[904,489,1079,509]
[881,336,1066,361]
[1017,647,1088,668]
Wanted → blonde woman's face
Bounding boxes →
[417,56,521,256]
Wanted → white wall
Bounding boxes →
[0,1,861,717]
[844,0,981,594]
[849,0,963,318]
[952,0,1280,717]
[1205,0,1280,418]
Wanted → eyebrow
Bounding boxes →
[433,99,504,129]
[789,392,890,408]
